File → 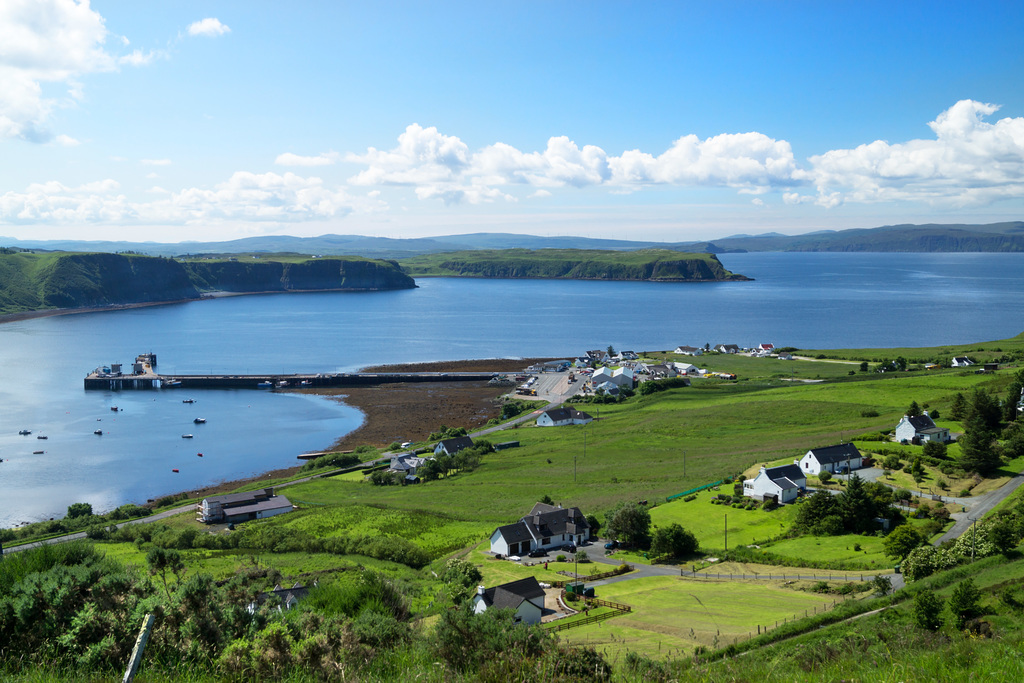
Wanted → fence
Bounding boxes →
[549,565,634,588]
[545,596,632,632]
[684,569,884,582]
[666,480,726,502]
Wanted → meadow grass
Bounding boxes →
[559,575,841,659]
[649,493,799,549]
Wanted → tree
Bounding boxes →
[883,524,925,560]
[859,361,869,372]
[66,502,93,519]
[585,514,602,536]
[906,400,922,417]
[969,388,1002,432]
[607,345,616,357]
[818,470,832,484]
[650,523,699,558]
[441,558,483,604]
[949,392,968,421]
[922,440,947,459]
[872,575,892,596]
[605,502,651,548]
[947,578,982,630]
[958,424,1000,475]
[795,490,842,536]
[1005,369,1024,423]
[914,590,943,631]
[147,546,185,599]
[988,516,1021,554]
[539,494,555,506]
[837,473,877,533]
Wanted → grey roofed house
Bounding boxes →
[715,344,740,353]
[489,502,592,555]
[807,443,861,465]
[434,436,475,456]
[476,576,546,610]
[764,463,805,486]
[198,487,293,524]
[536,407,593,427]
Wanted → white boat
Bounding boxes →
[193,418,206,424]
[94,429,103,435]
[257,381,273,389]
[182,398,196,404]
[181,434,194,439]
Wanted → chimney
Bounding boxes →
[477,585,486,596]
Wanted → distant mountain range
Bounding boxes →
[3,221,1023,258]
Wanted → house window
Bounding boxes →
[542,538,550,545]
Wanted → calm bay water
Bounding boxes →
[2,251,1024,527]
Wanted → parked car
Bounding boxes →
[528,549,547,558]
[604,540,617,550]
[562,543,577,553]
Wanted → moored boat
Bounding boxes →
[33,450,44,454]
[257,381,273,389]
[193,417,206,424]
[37,435,47,440]
[18,429,31,435]
[182,434,193,439]
[94,429,103,435]
[182,398,195,404]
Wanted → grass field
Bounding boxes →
[558,575,845,660]
[649,492,799,549]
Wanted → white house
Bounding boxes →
[473,577,546,625]
[585,350,609,364]
[674,345,704,356]
[592,366,635,388]
[537,407,593,427]
[644,363,678,378]
[715,344,740,354]
[743,464,806,504]
[951,356,974,367]
[614,350,639,361]
[895,413,950,443]
[673,362,701,376]
[758,343,775,352]
[489,503,591,556]
[389,454,432,478]
[799,443,863,475]
[434,436,475,456]
[198,488,292,524]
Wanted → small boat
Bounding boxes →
[18,429,31,435]
[197,452,203,457]
[182,434,193,439]
[37,435,47,440]
[165,380,182,387]
[257,381,273,389]
[94,429,103,435]
[110,406,119,412]
[182,398,195,404]
[172,468,179,473]
[33,450,44,454]
[299,380,312,387]
[193,417,206,424]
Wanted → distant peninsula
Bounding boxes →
[0,250,415,316]
[398,248,751,282]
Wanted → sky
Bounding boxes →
[1,0,1023,244]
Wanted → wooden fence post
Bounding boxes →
[123,613,155,683]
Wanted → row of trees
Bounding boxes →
[602,502,699,558]
[795,474,899,536]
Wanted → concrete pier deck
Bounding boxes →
[84,370,496,390]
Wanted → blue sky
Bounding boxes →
[1,1,1022,243]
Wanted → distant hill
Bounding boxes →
[2,221,1022,257]
[0,252,414,316]
[399,249,750,282]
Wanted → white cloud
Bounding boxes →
[793,100,1024,207]
[275,151,339,167]
[347,123,798,204]
[187,18,230,37]
[119,49,157,67]
[54,134,80,146]
[0,0,157,143]
[348,102,1024,210]
[0,171,355,226]
[141,158,172,166]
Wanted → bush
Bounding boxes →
[556,554,567,562]
[818,471,833,484]
[861,409,880,418]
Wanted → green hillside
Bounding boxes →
[399,248,750,281]
[0,251,415,315]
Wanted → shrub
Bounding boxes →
[556,554,567,562]
[914,590,943,631]
[818,471,833,484]
[861,409,880,418]
[948,579,982,630]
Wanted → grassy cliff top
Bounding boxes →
[398,248,750,281]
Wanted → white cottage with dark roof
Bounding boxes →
[799,443,864,475]
[536,407,593,427]
[434,436,475,456]
[743,464,806,504]
[473,576,546,624]
[489,502,591,556]
[895,413,950,443]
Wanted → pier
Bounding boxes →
[84,355,495,390]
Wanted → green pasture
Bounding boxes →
[463,540,612,585]
[649,493,799,550]
[559,575,841,659]
[279,366,1009,550]
[644,350,862,380]
[796,329,1024,363]
[763,533,889,569]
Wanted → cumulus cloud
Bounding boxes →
[0,171,355,226]
[346,123,798,204]
[792,99,1024,207]
[275,151,339,167]
[187,18,230,37]
[348,103,1024,210]
[141,158,171,166]
[0,0,156,143]
[54,134,80,146]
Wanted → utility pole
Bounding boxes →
[683,450,686,478]
[972,518,977,562]
[724,514,728,551]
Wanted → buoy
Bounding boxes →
[172,468,179,473]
